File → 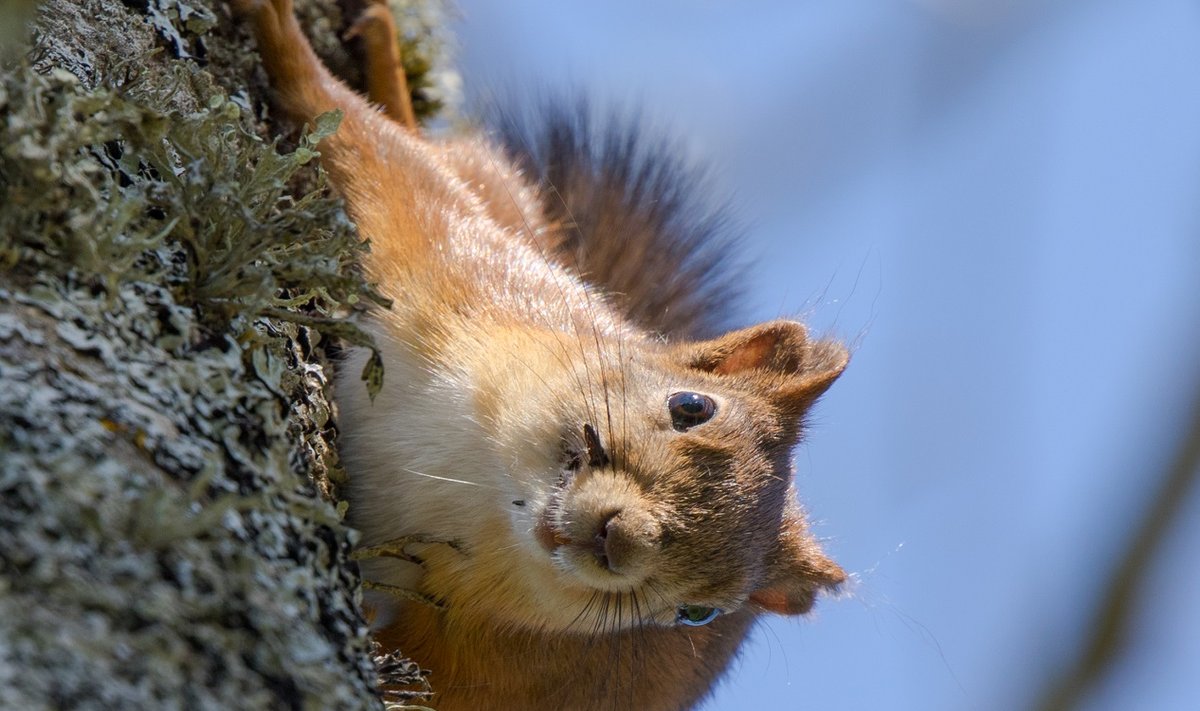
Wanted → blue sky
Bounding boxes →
[454,1,1200,708]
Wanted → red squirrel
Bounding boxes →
[236,1,848,708]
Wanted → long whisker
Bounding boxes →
[543,180,621,470]
[567,589,603,634]
[399,467,506,492]
[608,590,623,709]
[619,323,629,472]
[641,578,676,620]
[628,588,647,711]
[478,145,605,430]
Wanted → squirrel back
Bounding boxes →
[487,99,745,340]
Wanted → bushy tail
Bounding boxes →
[486,98,746,340]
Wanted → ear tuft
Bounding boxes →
[684,320,809,375]
[789,337,849,404]
[678,320,848,415]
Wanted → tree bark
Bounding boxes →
[0,1,452,708]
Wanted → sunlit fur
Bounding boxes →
[238,1,849,708]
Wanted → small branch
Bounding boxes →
[1037,381,1200,711]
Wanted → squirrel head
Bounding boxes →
[468,318,847,631]
[669,320,849,616]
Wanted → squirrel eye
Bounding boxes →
[676,605,721,627]
[667,392,716,431]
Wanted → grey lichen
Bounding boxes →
[0,0,454,708]
[0,282,376,709]
[383,0,461,121]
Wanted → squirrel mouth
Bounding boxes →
[530,462,660,590]
[533,424,620,562]
[533,503,614,575]
[534,507,571,553]
[533,467,574,554]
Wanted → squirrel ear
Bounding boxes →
[679,320,848,414]
[749,507,846,616]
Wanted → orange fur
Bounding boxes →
[236,2,848,709]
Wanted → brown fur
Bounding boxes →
[488,99,747,340]
[375,604,755,711]
[235,2,848,709]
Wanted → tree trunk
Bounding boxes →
[0,1,452,708]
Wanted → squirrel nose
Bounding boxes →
[591,509,657,574]
[590,511,619,570]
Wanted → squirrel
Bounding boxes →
[235,1,849,709]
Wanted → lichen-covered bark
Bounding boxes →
[0,0,453,708]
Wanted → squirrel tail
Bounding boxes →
[486,97,746,340]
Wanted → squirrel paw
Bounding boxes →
[362,580,448,611]
[229,0,291,20]
[343,0,418,128]
[343,0,391,42]
[230,0,301,55]
[353,534,466,567]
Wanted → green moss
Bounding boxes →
[3,51,392,385]
[0,0,458,707]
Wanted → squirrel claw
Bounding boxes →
[362,580,447,611]
[354,534,466,566]
[343,1,390,41]
[229,0,291,20]
[341,0,418,128]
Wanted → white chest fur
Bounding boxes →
[335,325,511,591]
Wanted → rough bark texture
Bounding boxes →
[0,0,453,708]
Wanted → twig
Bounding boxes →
[1037,381,1200,711]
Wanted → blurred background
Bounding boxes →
[451,1,1200,710]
